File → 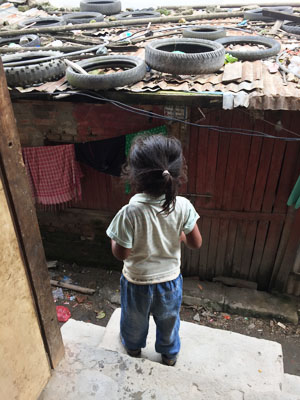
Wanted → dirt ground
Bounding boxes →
[50,262,300,377]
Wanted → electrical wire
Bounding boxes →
[52,90,300,142]
[239,108,300,138]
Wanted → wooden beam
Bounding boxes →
[0,59,64,368]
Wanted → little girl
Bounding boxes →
[106,134,202,366]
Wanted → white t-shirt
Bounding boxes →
[106,193,199,284]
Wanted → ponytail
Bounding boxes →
[161,170,176,215]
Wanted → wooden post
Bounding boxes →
[0,59,64,368]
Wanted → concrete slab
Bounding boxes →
[283,373,300,398]
[224,287,299,325]
[182,278,299,324]
[183,279,225,311]
[244,392,299,400]
[61,318,105,347]
[100,308,284,393]
[39,330,292,400]
[39,338,249,400]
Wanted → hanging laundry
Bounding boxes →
[125,125,167,194]
[287,175,300,209]
[75,135,126,177]
[22,144,83,208]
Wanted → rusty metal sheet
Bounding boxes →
[222,62,243,83]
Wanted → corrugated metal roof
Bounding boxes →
[3,8,300,109]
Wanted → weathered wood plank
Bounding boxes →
[195,119,209,209]
[242,117,265,211]
[248,221,269,282]
[241,221,258,279]
[203,128,219,209]
[231,110,252,211]
[232,221,249,278]
[214,113,232,210]
[223,220,238,276]
[0,60,64,368]
[206,218,220,279]
[198,217,211,279]
[257,220,284,290]
[215,219,229,276]
[250,137,274,211]
[187,125,199,195]
[222,131,241,210]
[273,141,300,213]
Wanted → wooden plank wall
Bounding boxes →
[73,107,300,291]
[181,109,300,290]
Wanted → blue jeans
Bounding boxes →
[120,273,183,359]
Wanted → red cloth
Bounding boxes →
[22,144,83,207]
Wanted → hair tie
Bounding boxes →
[162,170,170,177]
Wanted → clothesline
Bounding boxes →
[22,125,167,208]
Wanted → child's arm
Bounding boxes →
[111,239,132,261]
[180,224,202,249]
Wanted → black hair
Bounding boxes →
[123,134,187,214]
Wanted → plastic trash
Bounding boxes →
[56,305,71,322]
[52,287,64,300]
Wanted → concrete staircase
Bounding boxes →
[39,309,300,400]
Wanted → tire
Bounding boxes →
[244,6,293,22]
[281,22,300,35]
[3,51,66,87]
[216,35,281,61]
[63,12,104,24]
[182,25,226,40]
[114,11,160,20]
[145,38,225,75]
[18,17,63,28]
[66,55,146,90]
[0,34,41,47]
[80,0,121,15]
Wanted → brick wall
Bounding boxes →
[13,98,169,268]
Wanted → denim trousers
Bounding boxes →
[120,273,183,358]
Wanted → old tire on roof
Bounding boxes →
[145,38,225,75]
[3,51,66,87]
[182,25,226,40]
[66,55,146,90]
[244,6,293,21]
[63,12,104,24]
[18,17,63,28]
[281,22,300,35]
[216,36,281,61]
[0,34,41,47]
[114,11,160,20]
[80,0,121,15]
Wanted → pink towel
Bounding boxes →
[22,144,83,207]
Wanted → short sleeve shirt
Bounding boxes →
[106,194,199,284]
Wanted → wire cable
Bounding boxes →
[52,90,300,142]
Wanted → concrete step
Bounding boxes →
[100,308,284,393]
[61,318,105,348]
[39,320,299,400]
[283,373,300,398]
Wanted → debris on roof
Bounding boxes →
[1,2,300,109]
